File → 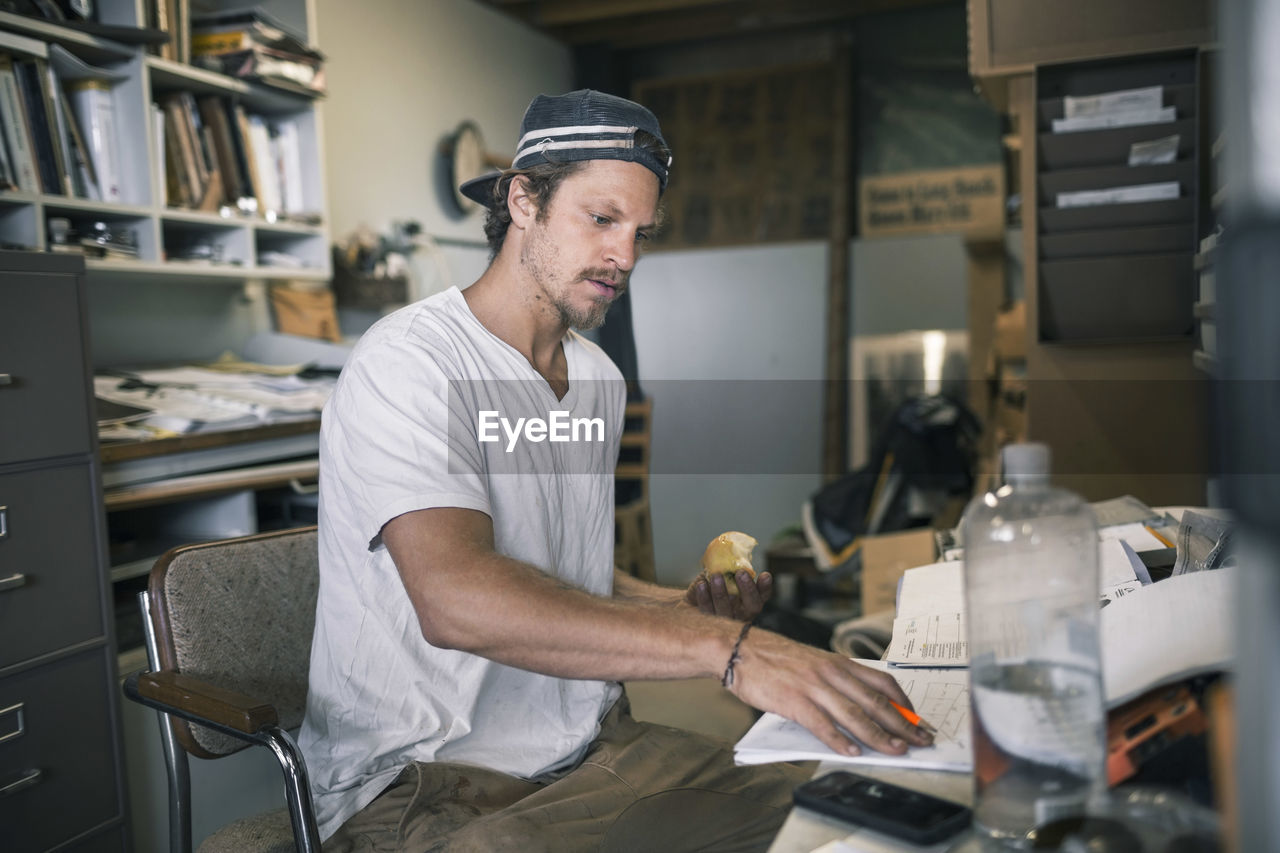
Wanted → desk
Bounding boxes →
[769,763,972,853]
[100,418,320,492]
[770,507,1230,851]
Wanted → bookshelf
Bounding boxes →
[0,0,330,282]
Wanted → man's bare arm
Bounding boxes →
[382,506,933,757]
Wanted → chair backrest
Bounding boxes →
[147,526,319,759]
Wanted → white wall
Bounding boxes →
[629,243,827,585]
[316,0,573,318]
[630,233,975,586]
[851,233,969,336]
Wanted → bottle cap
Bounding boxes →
[1002,442,1050,484]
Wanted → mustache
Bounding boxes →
[579,269,629,289]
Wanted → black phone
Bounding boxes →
[793,770,970,845]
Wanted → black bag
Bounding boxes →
[809,394,981,559]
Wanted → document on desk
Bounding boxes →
[885,540,1142,667]
[734,660,972,773]
[94,367,334,435]
[1101,566,1235,707]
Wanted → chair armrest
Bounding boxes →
[133,670,279,735]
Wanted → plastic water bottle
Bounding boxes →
[962,443,1106,849]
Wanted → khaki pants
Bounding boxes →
[325,692,813,853]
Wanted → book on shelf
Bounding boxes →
[12,55,67,195]
[0,111,14,190]
[158,90,224,210]
[245,112,281,213]
[55,84,99,200]
[0,54,40,194]
[232,101,262,209]
[50,44,128,202]
[159,94,195,206]
[66,79,120,200]
[275,117,305,213]
[42,59,83,197]
[0,45,124,202]
[196,94,244,204]
[203,44,324,95]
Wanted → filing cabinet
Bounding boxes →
[0,251,129,851]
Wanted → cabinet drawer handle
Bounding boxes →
[0,768,41,797]
[0,702,25,746]
[0,505,6,539]
[0,373,12,386]
[0,573,25,592]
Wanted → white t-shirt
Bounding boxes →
[299,286,626,840]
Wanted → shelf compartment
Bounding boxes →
[145,55,319,113]
[255,226,328,273]
[0,10,133,64]
[1039,224,1194,260]
[161,214,251,266]
[1038,119,1196,171]
[1038,197,1193,233]
[42,202,159,261]
[1037,160,1195,203]
[1038,252,1194,343]
[0,197,40,249]
[1036,83,1197,131]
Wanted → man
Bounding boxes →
[300,90,933,852]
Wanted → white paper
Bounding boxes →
[1129,134,1181,166]
[1090,495,1161,527]
[887,541,1140,667]
[1100,568,1235,706]
[1056,181,1180,209]
[1098,522,1167,553]
[895,561,964,617]
[734,661,972,772]
[1064,85,1163,119]
[1053,106,1175,133]
[95,367,333,434]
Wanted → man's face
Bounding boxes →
[519,159,660,331]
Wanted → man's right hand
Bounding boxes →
[726,628,935,757]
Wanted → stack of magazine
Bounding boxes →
[190,6,325,96]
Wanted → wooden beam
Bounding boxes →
[822,36,853,481]
[545,0,950,48]
[534,0,735,27]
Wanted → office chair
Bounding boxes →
[122,526,322,853]
[614,398,656,582]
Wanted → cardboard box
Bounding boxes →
[860,528,938,616]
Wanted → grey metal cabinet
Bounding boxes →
[0,251,129,851]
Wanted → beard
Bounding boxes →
[557,269,628,331]
[521,222,628,331]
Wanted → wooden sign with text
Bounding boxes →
[859,165,1005,238]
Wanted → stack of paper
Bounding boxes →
[733,570,1235,771]
[95,366,334,436]
[885,539,1144,667]
[734,660,972,772]
[1053,85,1175,133]
[1056,181,1179,209]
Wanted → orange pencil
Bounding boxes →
[890,700,938,734]
[1145,525,1175,548]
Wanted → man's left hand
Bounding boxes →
[686,570,772,621]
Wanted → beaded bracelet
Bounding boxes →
[721,620,754,688]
